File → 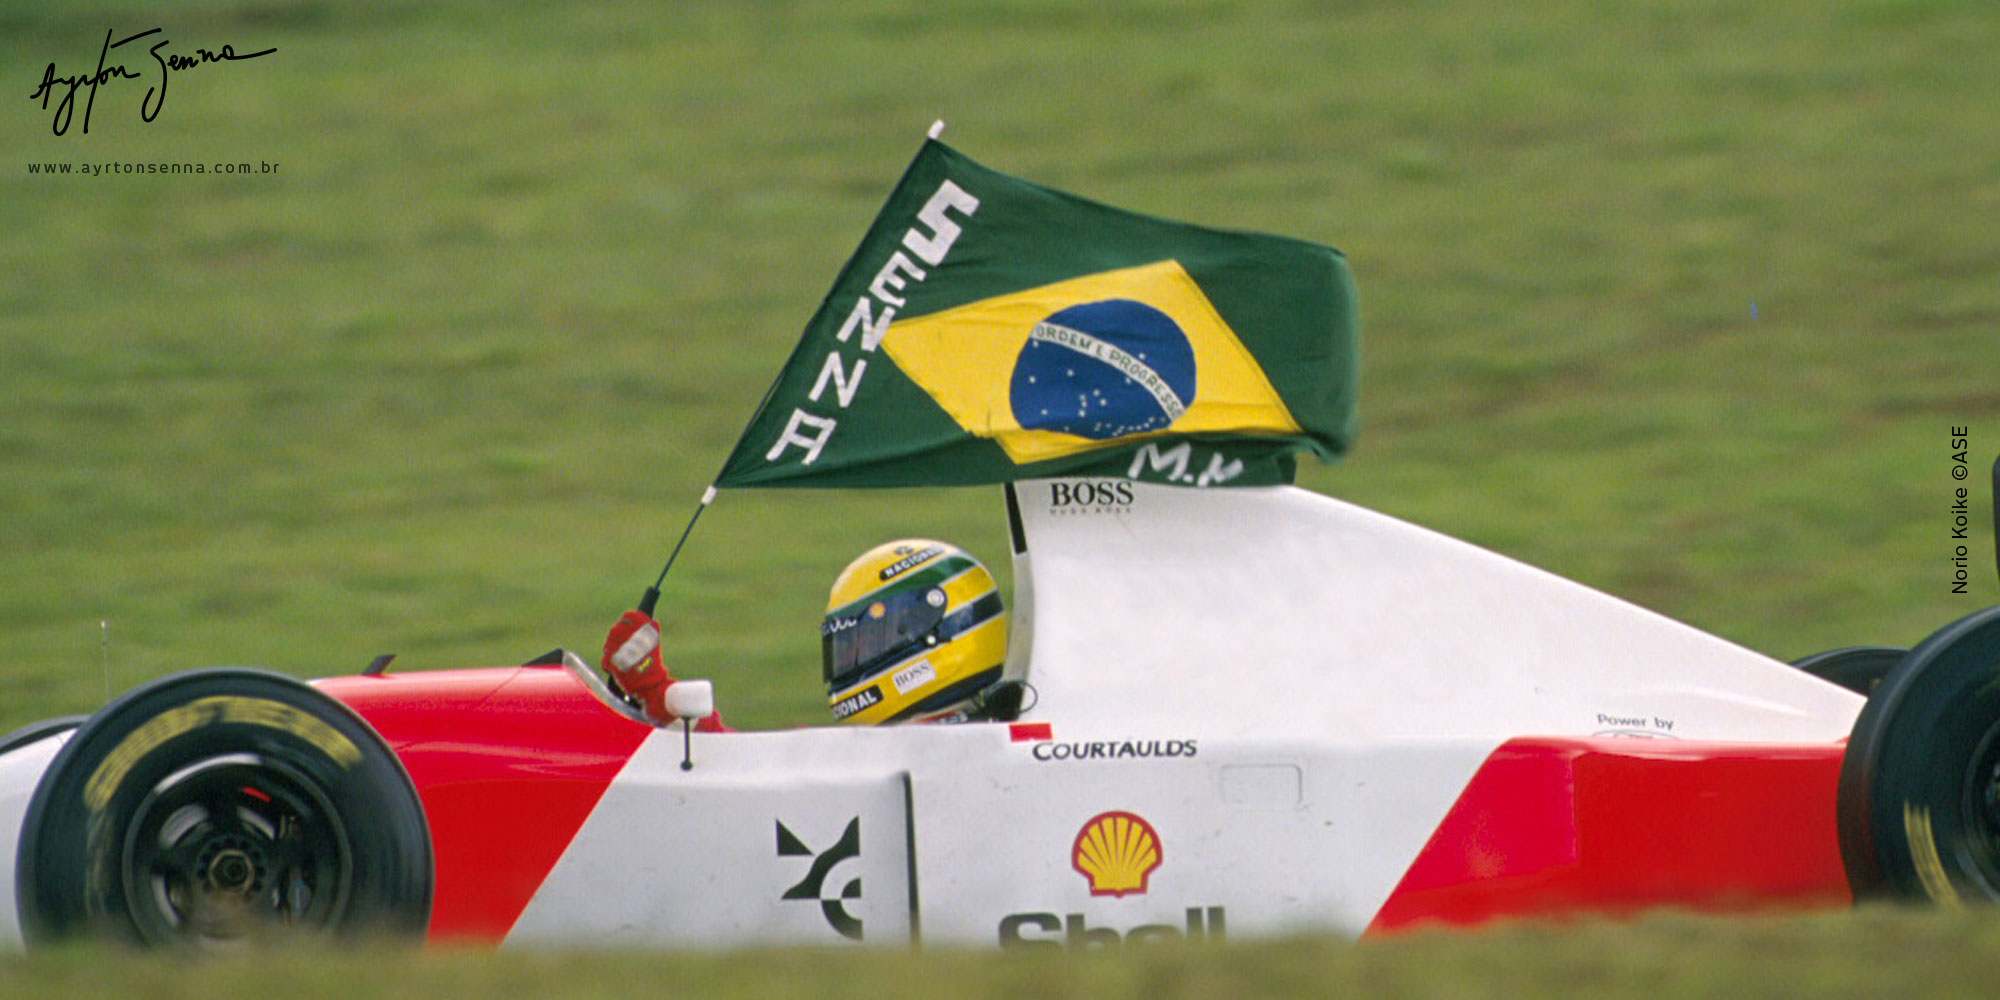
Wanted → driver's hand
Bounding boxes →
[603,609,674,724]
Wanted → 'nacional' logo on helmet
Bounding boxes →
[1009,299,1197,441]
[877,544,944,581]
[1071,810,1162,897]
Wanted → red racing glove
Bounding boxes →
[603,609,674,724]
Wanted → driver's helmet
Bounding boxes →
[821,539,1007,725]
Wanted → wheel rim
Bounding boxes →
[118,753,353,945]
[1958,713,2000,896]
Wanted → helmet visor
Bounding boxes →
[822,586,948,691]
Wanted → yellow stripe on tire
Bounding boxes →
[83,696,362,812]
[1903,802,1963,907]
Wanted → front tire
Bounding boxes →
[15,669,431,946]
[1838,607,2000,903]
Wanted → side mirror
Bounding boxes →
[666,680,715,773]
[666,680,714,721]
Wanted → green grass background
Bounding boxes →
[2,0,1998,992]
[8,909,2000,999]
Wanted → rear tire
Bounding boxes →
[1791,646,1905,697]
[1837,607,2000,903]
[15,669,431,946]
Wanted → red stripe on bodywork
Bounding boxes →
[1367,737,1851,933]
[317,666,652,942]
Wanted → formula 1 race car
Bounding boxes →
[6,138,1998,949]
[5,478,2000,949]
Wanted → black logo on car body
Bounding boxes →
[777,817,863,940]
[1048,480,1135,509]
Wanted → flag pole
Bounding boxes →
[637,486,716,616]
[635,119,946,618]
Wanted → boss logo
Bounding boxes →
[1047,480,1134,510]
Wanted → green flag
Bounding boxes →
[715,140,1359,489]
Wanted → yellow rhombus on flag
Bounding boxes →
[881,260,1303,465]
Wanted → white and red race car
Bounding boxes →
[5,477,1999,949]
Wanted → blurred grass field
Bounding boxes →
[7,908,2000,999]
[3,0,1999,990]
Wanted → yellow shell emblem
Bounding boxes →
[1071,810,1162,897]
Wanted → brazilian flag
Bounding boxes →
[716,140,1359,489]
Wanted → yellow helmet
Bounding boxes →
[821,539,1007,725]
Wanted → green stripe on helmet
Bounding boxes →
[825,554,981,622]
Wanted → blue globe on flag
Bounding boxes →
[1007,299,1198,440]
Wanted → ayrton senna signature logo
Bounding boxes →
[776,817,863,941]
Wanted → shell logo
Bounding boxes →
[1071,810,1162,897]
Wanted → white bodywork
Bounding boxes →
[0,734,67,948]
[510,481,1861,948]
[509,724,1495,947]
[1014,482,1859,743]
[4,481,1864,949]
